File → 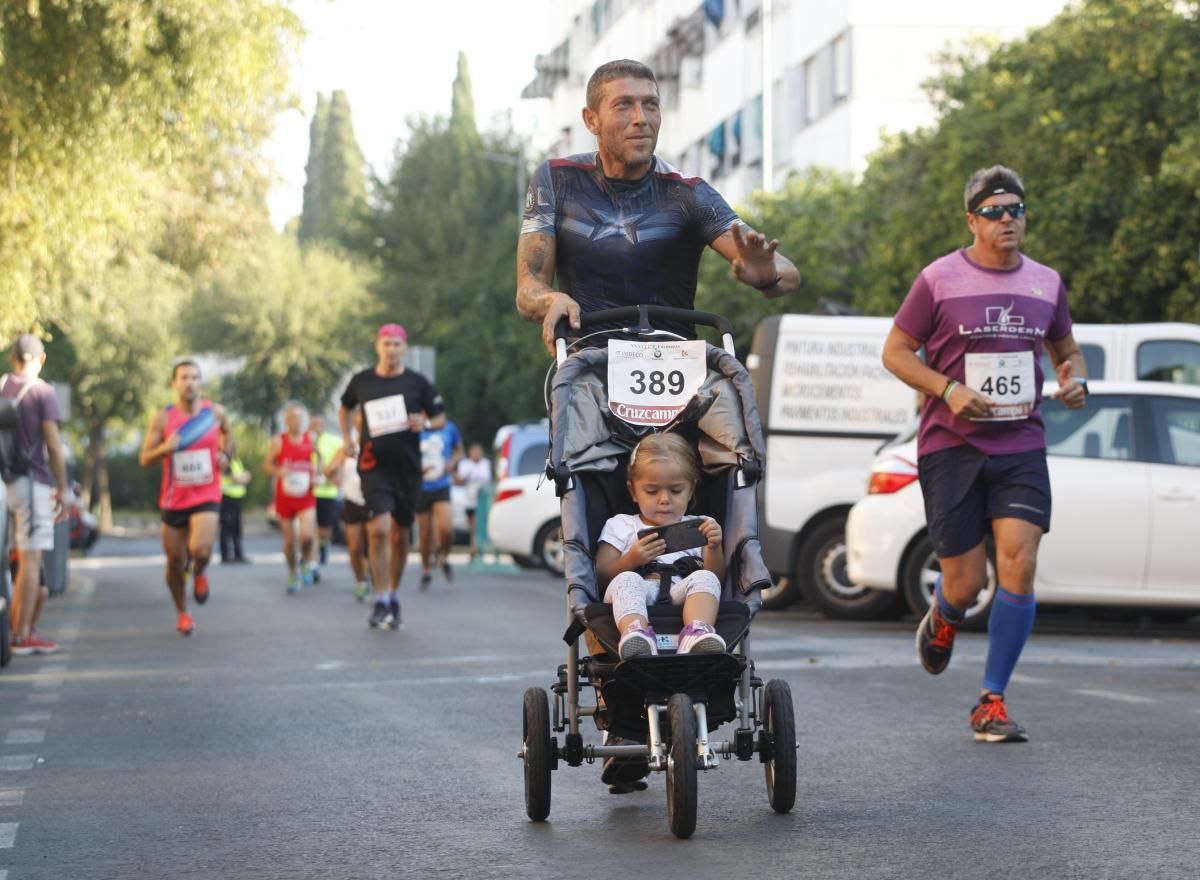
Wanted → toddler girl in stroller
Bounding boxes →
[597,432,726,659]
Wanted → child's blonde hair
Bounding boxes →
[628,432,700,496]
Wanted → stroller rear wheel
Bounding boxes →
[522,687,553,821]
[762,679,797,813]
[665,693,698,839]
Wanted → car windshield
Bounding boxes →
[515,442,549,477]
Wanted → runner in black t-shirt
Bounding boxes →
[516,59,802,353]
[339,323,445,629]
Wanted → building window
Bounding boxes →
[804,57,819,125]
[833,33,851,101]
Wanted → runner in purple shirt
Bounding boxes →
[881,165,1089,743]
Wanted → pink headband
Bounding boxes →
[377,323,407,341]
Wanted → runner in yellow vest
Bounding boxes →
[219,454,251,563]
[310,414,344,581]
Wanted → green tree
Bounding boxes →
[696,168,868,349]
[298,90,367,246]
[852,0,1200,322]
[0,0,301,337]
[44,257,188,528]
[192,233,375,431]
[360,55,545,444]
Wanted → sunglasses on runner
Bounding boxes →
[971,202,1026,220]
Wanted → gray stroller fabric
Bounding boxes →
[548,344,772,626]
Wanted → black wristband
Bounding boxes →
[752,275,782,291]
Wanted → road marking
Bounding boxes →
[0,789,24,807]
[315,661,348,671]
[31,677,63,689]
[5,730,45,745]
[26,693,60,705]
[0,756,37,772]
[0,823,16,848]
[1074,689,1157,704]
[1009,672,1051,685]
[14,713,50,724]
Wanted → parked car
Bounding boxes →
[486,420,562,574]
[846,382,1200,628]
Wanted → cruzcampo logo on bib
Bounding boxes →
[607,340,707,427]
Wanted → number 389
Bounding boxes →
[629,370,685,396]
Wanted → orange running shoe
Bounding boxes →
[970,692,1028,743]
[916,604,958,675]
[193,573,209,605]
[177,611,195,636]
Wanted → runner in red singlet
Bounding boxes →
[139,360,232,635]
[264,402,318,593]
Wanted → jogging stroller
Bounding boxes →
[518,305,797,839]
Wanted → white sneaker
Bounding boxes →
[618,624,658,660]
[677,621,725,654]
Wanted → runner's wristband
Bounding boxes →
[941,379,959,403]
[752,275,782,291]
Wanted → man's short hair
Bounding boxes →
[963,165,1025,212]
[172,359,201,381]
[586,59,658,110]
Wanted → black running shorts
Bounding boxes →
[161,502,221,530]
[416,485,451,514]
[315,497,340,528]
[917,445,1051,559]
[360,468,421,527]
[341,500,369,526]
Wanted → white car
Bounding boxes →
[486,421,563,575]
[846,382,1200,627]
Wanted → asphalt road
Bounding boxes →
[1,535,1198,879]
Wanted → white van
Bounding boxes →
[748,315,1200,619]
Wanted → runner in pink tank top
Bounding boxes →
[264,402,318,593]
[139,360,233,636]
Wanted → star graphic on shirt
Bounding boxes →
[586,206,650,245]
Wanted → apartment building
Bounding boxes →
[522,0,1065,205]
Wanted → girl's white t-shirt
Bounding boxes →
[598,513,705,567]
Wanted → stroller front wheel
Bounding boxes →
[522,687,553,821]
[665,693,698,839]
[762,679,797,813]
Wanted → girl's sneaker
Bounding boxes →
[176,612,195,636]
[354,582,370,603]
[678,621,725,654]
[302,564,317,588]
[618,623,658,660]
[286,575,300,594]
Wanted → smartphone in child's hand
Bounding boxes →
[636,518,708,553]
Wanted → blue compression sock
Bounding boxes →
[982,587,1037,695]
[934,576,966,624]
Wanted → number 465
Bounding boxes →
[979,375,1021,396]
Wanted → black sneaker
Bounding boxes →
[970,692,1029,743]
[369,601,391,629]
[419,572,432,591]
[916,604,959,675]
[441,561,453,582]
[600,734,649,786]
[388,597,402,628]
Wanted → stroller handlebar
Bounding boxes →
[552,305,736,364]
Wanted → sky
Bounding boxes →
[264,0,559,228]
